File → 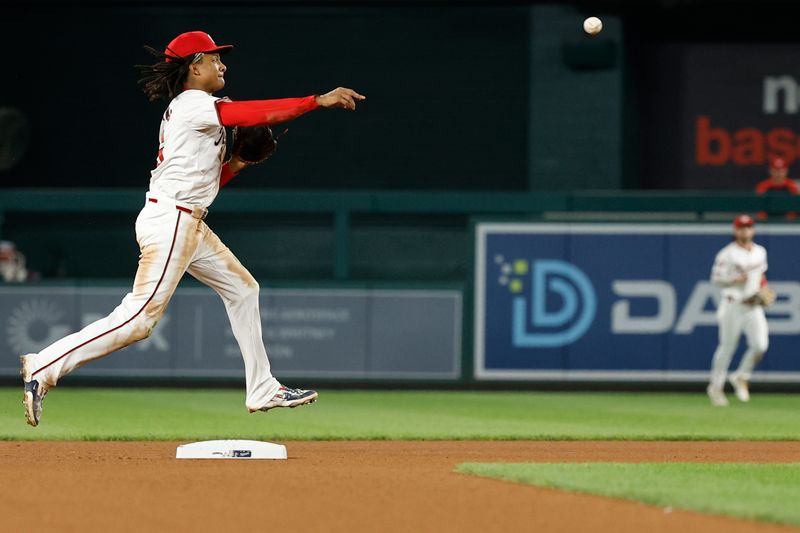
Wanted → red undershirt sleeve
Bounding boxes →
[215,96,319,127]
[219,161,239,187]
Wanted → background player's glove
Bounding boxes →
[231,126,277,164]
[756,285,777,306]
[744,285,776,306]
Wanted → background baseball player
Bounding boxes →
[754,157,799,220]
[707,214,771,407]
[20,31,366,426]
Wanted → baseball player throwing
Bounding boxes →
[707,214,770,407]
[20,31,365,426]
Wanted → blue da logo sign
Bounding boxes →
[496,257,597,348]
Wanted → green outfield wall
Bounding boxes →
[1,189,798,281]
[2,189,799,385]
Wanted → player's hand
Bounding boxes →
[316,87,366,110]
[734,273,748,284]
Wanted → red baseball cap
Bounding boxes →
[164,31,232,61]
[770,157,788,170]
[733,214,754,228]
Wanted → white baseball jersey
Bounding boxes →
[710,241,768,302]
[149,89,226,208]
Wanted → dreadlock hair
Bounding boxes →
[135,46,202,102]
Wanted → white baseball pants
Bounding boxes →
[27,197,280,411]
[710,298,769,389]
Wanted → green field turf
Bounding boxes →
[1,389,799,441]
[457,462,800,527]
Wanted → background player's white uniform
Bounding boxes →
[709,240,769,400]
[26,89,281,411]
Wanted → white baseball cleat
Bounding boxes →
[20,354,47,427]
[729,374,750,402]
[706,384,729,407]
[250,386,318,413]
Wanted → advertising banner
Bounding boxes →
[474,223,800,381]
[0,287,461,380]
[685,44,800,188]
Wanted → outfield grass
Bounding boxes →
[1,389,799,441]
[457,462,800,527]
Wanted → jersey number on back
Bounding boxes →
[155,108,172,168]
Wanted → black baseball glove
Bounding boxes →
[231,125,277,164]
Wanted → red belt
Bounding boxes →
[147,197,207,220]
[148,197,190,215]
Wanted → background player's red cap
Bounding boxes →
[770,156,788,170]
[733,214,754,228]
[165,31,233,62]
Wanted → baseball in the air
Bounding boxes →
[583,16,603,35]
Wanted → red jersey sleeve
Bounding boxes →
[219,161,240,187]
[215,96,319,127]
[754,179,771,194]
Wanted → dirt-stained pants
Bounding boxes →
[28,197,280,411]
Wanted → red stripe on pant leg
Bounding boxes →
[33,212,184,378]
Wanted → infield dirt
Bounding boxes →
[2,441,799,532]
